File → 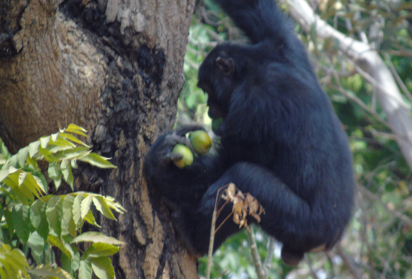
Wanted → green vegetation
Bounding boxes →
[0,124,125,279]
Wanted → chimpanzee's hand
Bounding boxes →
[147,124,205,166]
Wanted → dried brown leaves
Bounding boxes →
[217,183,265,231]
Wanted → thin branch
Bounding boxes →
[206,184,232,279]
[384,52,412,102]
[304,256,319,279]
[326,252,336,279]
[344,58,409,111]
[200,7,224,26]
[214,211,233,233]
[358,184,412,227]
[263,237,276,278]
[193,17,223,42]
[335,243,362,279]
[247,226,266,279]
[206,203,217,279]
[381,222,402,278]
[330,84,391,127]
[386,50,412,57]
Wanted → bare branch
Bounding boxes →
[263,237,276,278]
[384,52,412,102]
[335,243,363,279]
[247,226,267,279]
[358,184,412,227]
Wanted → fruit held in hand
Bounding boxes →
[173,144,194,168]
[190,130,212,154]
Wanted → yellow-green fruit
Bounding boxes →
[190,130,212,154]
[173,144,194,168]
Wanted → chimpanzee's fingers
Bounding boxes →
[168,135,196,154]
[174,124,205,136]
[167,134,190,146]
[164,152,183,162]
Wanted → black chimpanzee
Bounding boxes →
[144,0,355,266]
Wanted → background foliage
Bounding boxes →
[179,0,412,278]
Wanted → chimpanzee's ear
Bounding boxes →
[215,57,235,76]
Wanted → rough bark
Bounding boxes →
[0,0,198,278]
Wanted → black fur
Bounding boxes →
[144,0,355,266]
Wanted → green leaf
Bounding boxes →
[0,139,11,158]
[11,204,31,243]
[8,166,18,174]
[70,232,124,246]
[66,124,88,137]
[27,231,45,265]
[29,264,72,279]
[0,245,29,279]
[17,147,29,167]
[84,209,100,228]
[48,162,61,180]
[25,155,38,168]
[2,175,28,203]
[61,160,74,189]
[93,196,116,220]
[38,147,58,162]
[17,172,38,201]
[48,235,73,260]
[91,257,115,279]
[30,200,49,239]
[62,195,75,236]
[79,259,93,279]
[60,132,90,147]
[54,146,90,161]
[28,141,41,158]
[18,171,27,186]
[61,246,80,276]
[71,250,81,275]
[32,170,48,192]
[7,155,18,168]
[73,193,83,228]
[79,153,117,169]
[0,169,9,182]
[40,136,50,148]
[4,208,14,237]
[61,251,72,275]
[51,131,60,142]
[21,172,45,200]
[48,162,62,190]
[81,194,93,220]
[46,196,62,236]
[71,158,78,169]
[33,175,47,193]
[82,243,119,259]
[47,137,77,153]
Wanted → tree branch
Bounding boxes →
[279,0,412,171]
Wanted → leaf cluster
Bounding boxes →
[218,183,265,231]
[0,125,124,279]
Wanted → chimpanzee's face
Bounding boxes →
[197,47,235,120]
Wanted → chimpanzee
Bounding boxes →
[144,0,355,266]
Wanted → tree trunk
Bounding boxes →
[0,0,198,278]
